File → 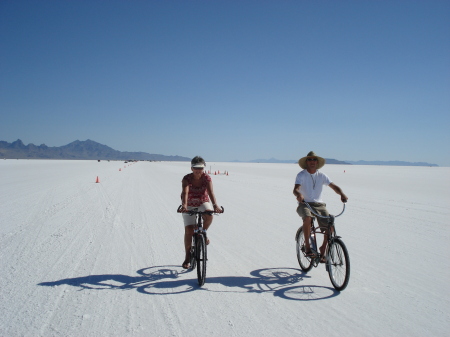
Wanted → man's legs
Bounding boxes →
[320,236,327,257]
[303,216,313,253]
[303,217,329,256]
[297,204,314,254]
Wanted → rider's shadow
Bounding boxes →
[38,266,339,301]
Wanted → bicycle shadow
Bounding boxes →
[38,266,339,301]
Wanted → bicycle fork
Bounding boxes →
[325,237,344,271]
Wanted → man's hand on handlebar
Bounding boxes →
[295,193,305,203]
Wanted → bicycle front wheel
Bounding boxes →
[196,234,207,286]
[327,238,350,291]
[296,227,313,272]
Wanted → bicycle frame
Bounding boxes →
[295,202,346,265]
[191,210,208,238]
[178,206,218,234]
[177,205,224,286]
[184,207,224,255]
[304,202,345,238]
[295,201,350,291]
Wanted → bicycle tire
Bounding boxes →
[296,227,313,272]
[326,238,350,291]
[196,234,207,286]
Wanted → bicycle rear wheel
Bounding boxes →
[296,227,313,272]
[327,238,350,291]
[196,234,207,286]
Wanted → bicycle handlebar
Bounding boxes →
[177,205,224,215]
[303,202,346,218]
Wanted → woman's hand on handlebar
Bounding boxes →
[177,205,188,213]
[213,205,224,213]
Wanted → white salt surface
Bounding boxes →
[0,160,449,336]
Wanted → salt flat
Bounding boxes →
[1,160,449,336]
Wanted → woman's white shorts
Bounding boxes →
[182,202,213,227]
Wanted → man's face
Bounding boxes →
[306,157,318,169]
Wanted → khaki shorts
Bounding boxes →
[296,202,330,230]
[182,202,213,227]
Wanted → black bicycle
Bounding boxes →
[295,202,350,291]
[177,205,224,286]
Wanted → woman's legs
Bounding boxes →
[202,214,213,230]
[183,225,194,268]
[182,203,214,268]
[202,214,213,244]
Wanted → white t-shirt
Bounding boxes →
[295,170,332,203]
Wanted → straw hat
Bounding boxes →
[298,151,326,169]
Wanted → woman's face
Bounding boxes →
[191,167,204,177]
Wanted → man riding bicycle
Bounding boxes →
[293,151,348,261]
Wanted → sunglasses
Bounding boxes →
[192,167,204,170]
[307,158,318,162]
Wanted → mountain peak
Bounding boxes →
[0,139,190,161]
[11,139,25,148]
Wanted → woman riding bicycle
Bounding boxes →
[180,156,222,269]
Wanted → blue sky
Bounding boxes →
[1,1,449,166]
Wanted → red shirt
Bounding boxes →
[183,173,211,207]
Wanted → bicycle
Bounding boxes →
[295,202,350,291]
[177,205,224,286]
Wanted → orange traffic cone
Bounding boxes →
[96,176,100,183]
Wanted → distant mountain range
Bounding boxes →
[243,158,350,165]
[345,160,438,167]
[0,139,190,161]
[239,158,438,167]
[0,139,439,166]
